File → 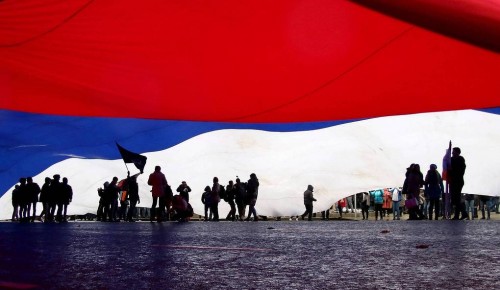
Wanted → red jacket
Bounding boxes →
[148,171,167,198]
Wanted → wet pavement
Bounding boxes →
[0,219,499,290]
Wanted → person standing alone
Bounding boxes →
[148,166,168,222]
[450,147,467,220]
[301,185,317,221]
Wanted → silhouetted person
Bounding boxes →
[405,164,426,220]
[361,192,370,220]
[235,178,247,221]
[18,178,28,222]
[47,175,63,222]
[58,177,73,222]
[103,177,120,222]
[148,166,168,222]
[11,184,20,221]
[126,173,140,222]
[225,180,237,221]
[301,185,316,221]
[26,177,40,222]
[210,177,223,221]
[450,147,467,220]
[38,177,51,222]
[201,186,212,221]
[97,182,109,221]
[424,164,444,220]
[176,181,191,203]
[245,173,259,221]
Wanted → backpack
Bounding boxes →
[219,184,226,200]
[164,185,173,200]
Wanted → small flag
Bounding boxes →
[442,141,452,182]
[116,142,147,173]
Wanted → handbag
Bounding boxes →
[405,197,418,209]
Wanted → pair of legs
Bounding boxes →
[321,209,330,220]
[361,204,369,220]
[151,196,166,222]
[226,201,236,221]
[127,199,138,221]
[392,201,401,220]
[236,202,246,221]
[210,203,219,221]
[374,204,383,220]
[301,204,313,221]
[246,199,257,221]
[204,204,212,220]
[428,199,440,220]
[451,182,467,219]
[480,199,491,219]
[464,200,475,220]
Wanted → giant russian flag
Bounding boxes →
[1,0,499,219]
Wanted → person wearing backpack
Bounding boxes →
[210,177,223,221]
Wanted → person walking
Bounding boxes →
[245,173,259,221]
[300,185,317,221]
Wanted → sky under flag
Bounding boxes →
[116,143,147,174]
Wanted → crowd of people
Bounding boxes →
[11,174,72,222]
[9,146,498,223]
[94,167,261,223]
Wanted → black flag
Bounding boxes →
[116,142,147,173]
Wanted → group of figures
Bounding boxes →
[401,146,467,220]
[300,146,497,221]
[95,166,260,223]
[361,146,495,221]
[11,174,73,222]
[10,146,496,223]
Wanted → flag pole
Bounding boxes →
[117,141,130,173]
[444,140,452,219]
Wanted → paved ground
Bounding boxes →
[1,218,499,290]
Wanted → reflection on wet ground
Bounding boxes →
[0,220,499,289]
